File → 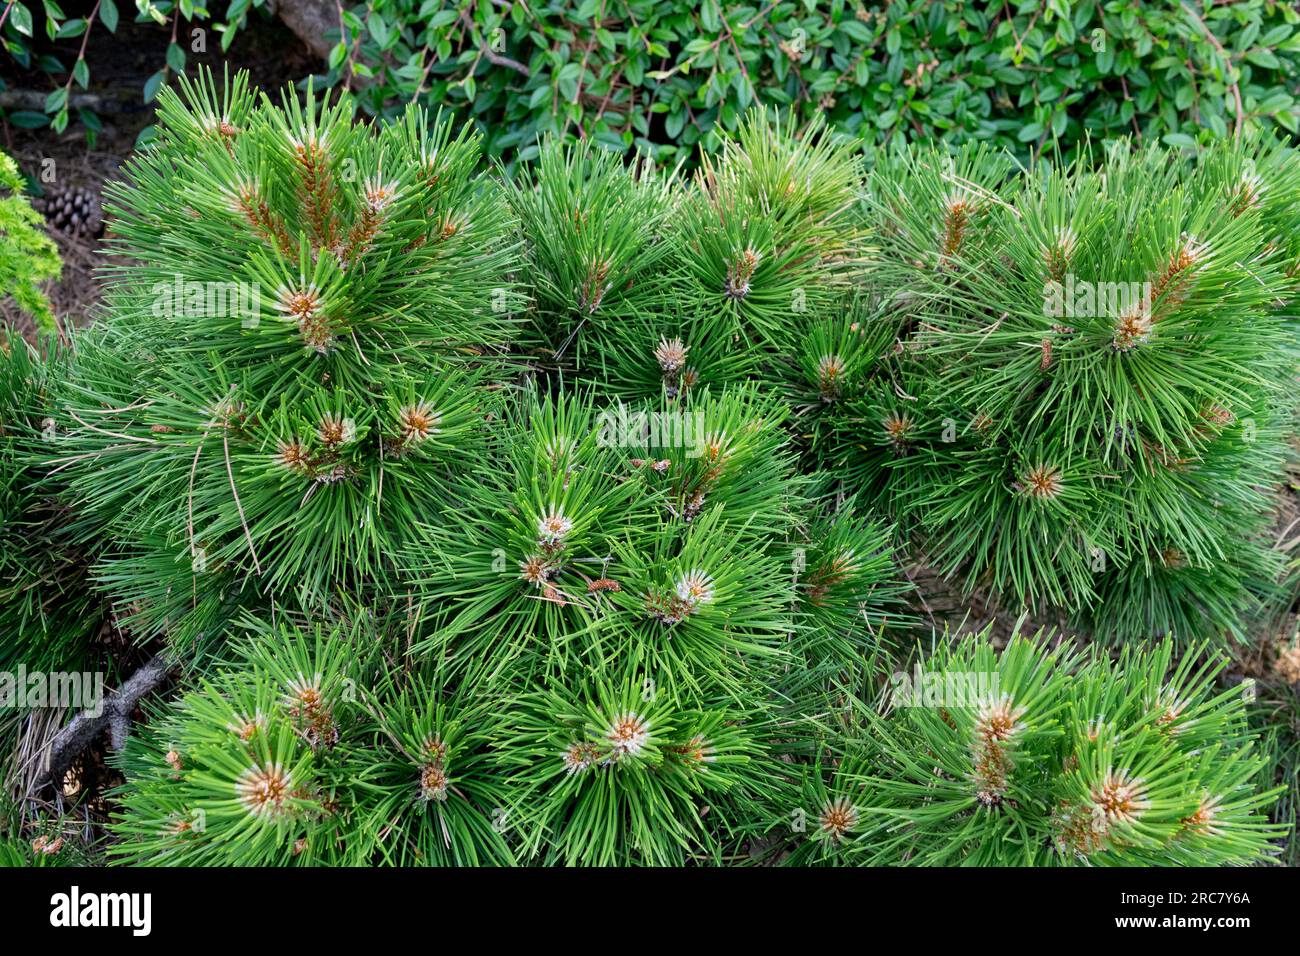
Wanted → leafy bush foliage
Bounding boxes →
[0,150,60,332]
[329,0,1300,165]
[7,2,1300,163]
[0,0,271,142]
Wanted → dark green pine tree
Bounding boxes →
[16,69,1294,868]
[77,72,913,867]
[782,629,1284,866]
[49,69,523,653]
[508,111,869,415]
[840,136,1300,643]
[0,331,103,677]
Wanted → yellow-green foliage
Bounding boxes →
[0,151,60,334]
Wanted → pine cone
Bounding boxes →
[31,183,103,237]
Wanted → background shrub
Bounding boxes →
[0,149,60,331]
[324,0,1300,165]
[6,1,1300,163]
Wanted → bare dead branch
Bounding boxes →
[35,654,176,793]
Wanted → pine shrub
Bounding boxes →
[793,630,1284,866]
[49,70,522,652]
[395,386,909,864]
[0,332,101,676]
[50,70,912,867]
[508,112,867,410]
[108,616,515,866]
[846,137,1300,642]
[9,67,1297,867]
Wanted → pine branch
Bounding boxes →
[36,654,176,792]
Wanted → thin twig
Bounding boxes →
[1181,1,1243,138]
